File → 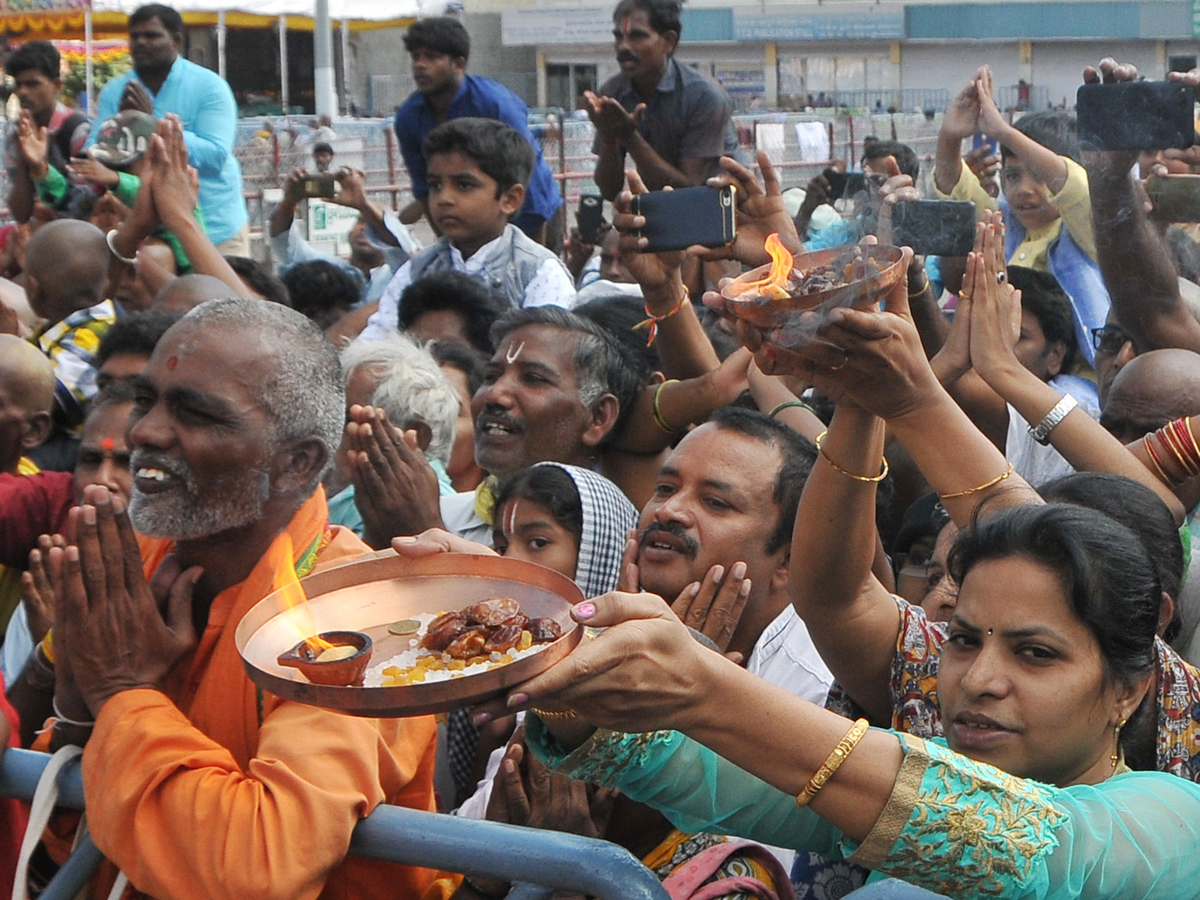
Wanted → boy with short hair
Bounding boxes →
[360,118,574,343]
[936,65,1108,368]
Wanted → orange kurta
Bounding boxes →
[78,488,459,900]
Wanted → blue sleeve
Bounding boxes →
[395,106,428,200]
[86,79,124,149]
[181,75,236,176]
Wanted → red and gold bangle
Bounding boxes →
[635,287,690,347]
[1160,423,1200,478]
[1144,434,1173,485]
[1169,418,1200,476]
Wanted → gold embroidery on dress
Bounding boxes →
[873,744,1067,897]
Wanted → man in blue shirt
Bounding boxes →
[90,3,248,252]
[393,17,562,244]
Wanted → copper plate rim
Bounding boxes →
[235,552,584,718]
[722,244,906,327]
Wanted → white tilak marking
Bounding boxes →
[505,340,526,364]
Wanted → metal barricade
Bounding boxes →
[1,747,669,900]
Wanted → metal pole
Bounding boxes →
[2,748,670,900]
[84,9,93,116]
[279,15,289,115]
[217,9,227,81]
[340,18,350,115]
[313,0,336,119]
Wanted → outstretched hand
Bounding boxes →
[584,90,642,144]
[691,152,803,266]
[57,485,202,717]
[498,591,720,735]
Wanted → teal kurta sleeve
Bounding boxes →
[526,717,1200,899]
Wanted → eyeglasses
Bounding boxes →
[1091,325,1132,354]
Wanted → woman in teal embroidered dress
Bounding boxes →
[454,212,1200,898]
[501,503,1200,898]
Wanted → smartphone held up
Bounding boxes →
[632,185,737,253]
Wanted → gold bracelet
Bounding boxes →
[531,707,578,721]
[938,462,1015,500]
[795,718,870,807]
[814,431,888,483]
[908,274,931,298]
[652,379,682,433]
[41,629,55,665]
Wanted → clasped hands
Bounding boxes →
[33,485,201,722]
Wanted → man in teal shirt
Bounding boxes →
[90,3,248,252]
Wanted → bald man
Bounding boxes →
[26,220,117,466]
[0,333,55,631]
[151,273,236,316]
[1099,348,1200,661]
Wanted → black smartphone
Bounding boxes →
[302,174,337,199]
[578,194,603,244]
[891,200,976,257]
[1146,174,1200,221]
[1076,81,1196,151]
[632,185,736,253]
[823,169,867,202]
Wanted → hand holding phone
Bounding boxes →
[632,185,737,253]
[301,174,337,199]
[577,194,603,245]
[1077,81,1196,151]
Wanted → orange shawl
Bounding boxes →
[75,488,457,900]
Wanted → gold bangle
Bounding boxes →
[531,707,578,721]
[938,463,1015,500]
[908,275,931,298]
[814,430,888,483]
[1185,416,1200,461]
[795,718,870,807]
[41,629,55,665]
[652,379,682,433]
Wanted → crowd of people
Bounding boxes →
[5,0,1200,897]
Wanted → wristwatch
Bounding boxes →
[1028,394,1078,445]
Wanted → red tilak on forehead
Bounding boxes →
[619,15,633,35]
[101,437,115,452]
[167,355,178,370]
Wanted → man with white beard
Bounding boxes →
[23,298,458,900]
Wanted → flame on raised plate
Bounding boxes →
[741,233,795,300]
[274,579,336,655]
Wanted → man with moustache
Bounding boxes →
[356,306,637,547]
[24,299,455,900]
[633,407,833,703]
[587,0,735,202]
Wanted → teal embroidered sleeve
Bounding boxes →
[525,716,849,859]
[528,718,1200,900]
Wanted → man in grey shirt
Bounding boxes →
[587,0,736,201]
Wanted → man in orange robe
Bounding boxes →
[39,298,458,900]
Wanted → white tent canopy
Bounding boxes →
[92,0,421,23]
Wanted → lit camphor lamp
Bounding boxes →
[277,630,373,686]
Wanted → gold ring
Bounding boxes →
[829,354,849,372]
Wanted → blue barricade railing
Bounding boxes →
[1,747,669,900]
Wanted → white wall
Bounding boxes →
[1031,41,1162,109]
[900,42,1022,100]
